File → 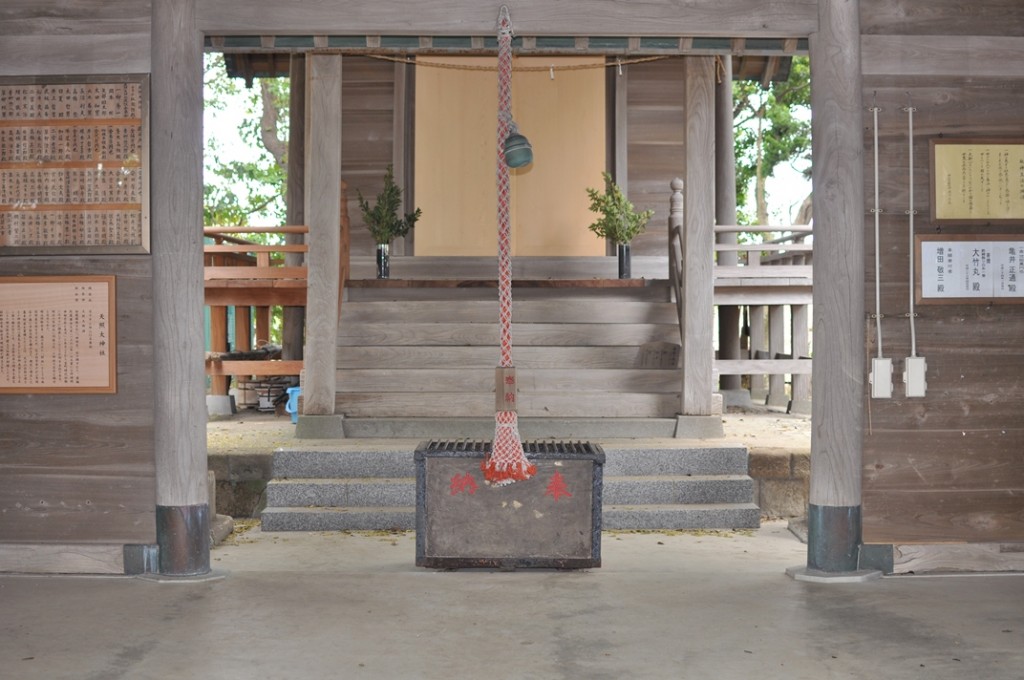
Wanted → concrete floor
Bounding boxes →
[2,522,1021,680]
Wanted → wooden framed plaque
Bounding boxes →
[0,75,149,254]
[0,275,117,393]
[931,138,1024,224]
[915,234,1024,305]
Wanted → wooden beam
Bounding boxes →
[716,359,812,375]
[205,359,303,376]
[861,35,1024,78]
[302,53,343,415]
[196,0,818,37]
[0,543,124,575]
[681,56,717,416]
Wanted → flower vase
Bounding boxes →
[376,243,390,279]
[617,243,631,279]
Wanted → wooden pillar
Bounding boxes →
[283,54,306,362]
[151,0,209,576]
[302,54,342,415]
[681,56,716,415]
[767,304,787,407]
[613,61,629,258]
[715,56,742,393]
[209,306,228,395]
[234,306,251,353]
[805,0,867,574]
[791,303,811,413]
[392,61,411,256]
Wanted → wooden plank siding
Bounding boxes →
[195,0,820,37]
[859,0,1024,544]
[0,258,156,544]
[626,58,685,256]
[340,57,397,257]
[0,2,151,75]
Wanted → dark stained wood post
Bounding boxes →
[151,0,210,575]
[715,55,743,394]
[302,54,342,416]
[681,56,716,416]
[283,54,306,362]
[801,0,871,576]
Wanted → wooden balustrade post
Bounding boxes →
[767,304,788,408]
[791,303,811,414]
[748,305,768,401]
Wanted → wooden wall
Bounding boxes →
[0,3,156,557]
[859,0,1024,544]
[626,58,686,256]
[0,258,156,544]
[342,57,397,257]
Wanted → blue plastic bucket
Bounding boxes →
[285,386,301,424]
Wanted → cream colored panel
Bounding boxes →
[414,56,606,257]
[414,57,497,256]
[512,57,606,257]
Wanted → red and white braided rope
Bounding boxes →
[482,6,535,486]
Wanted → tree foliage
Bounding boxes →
[203,53,290,230]
[733,57,811,225]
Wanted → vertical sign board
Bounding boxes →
[931,139,1024,224]
[0,276,116,393]
[0,75,149,254]
[917,235,1024,305]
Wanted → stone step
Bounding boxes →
[261,506,416,532]
[603,503,761,530]
[261,502,760,532]
[265,474,753,508]
[272,445,749,479]
[335,417,683,439]
[604,475,754,505]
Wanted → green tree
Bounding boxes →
[203,53,291,345]
[733,56,811,225]
[203,53,290,230]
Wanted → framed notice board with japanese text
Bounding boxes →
[0,75,149,255]
[0,276,117,393]
[916,234,1024,305]
[931,138,1024,224]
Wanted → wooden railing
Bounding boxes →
[669,179,814,413]
[203,226,308,392]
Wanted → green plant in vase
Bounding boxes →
[357,165,422,278]
[586,172,653,279]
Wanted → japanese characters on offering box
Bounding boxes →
[0,79,146,251]
[932,141,1024,222]
[0,277,116,393]
[920,238,1024,301]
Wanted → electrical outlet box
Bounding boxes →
[904,356,927,398]
[870,357,893,399]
